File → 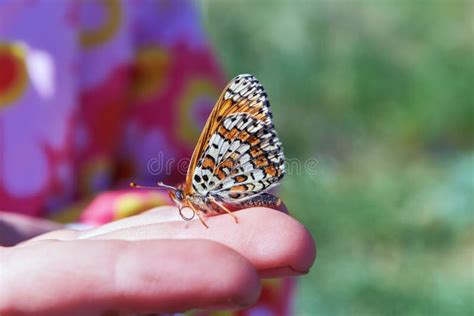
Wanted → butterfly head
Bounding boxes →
[158,183,192,218]
[168,188,185,205]
[153,182,184,204]
[130,181,194,220]
[167,187,196,221]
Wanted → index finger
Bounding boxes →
[79,207,317,278]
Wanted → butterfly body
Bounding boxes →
[169,187,282,227]
[132,74,285,227]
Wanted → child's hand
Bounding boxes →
[0,207,316,315]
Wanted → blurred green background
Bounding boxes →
[200,1,473,315]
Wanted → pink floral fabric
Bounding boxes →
[0,0,223,216]
[0,1,294,315]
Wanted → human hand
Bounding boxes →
[0,212,63,247]
[0,207,316,316]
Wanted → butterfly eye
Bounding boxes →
[175,189,185,201]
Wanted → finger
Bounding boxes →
[0,239,260,316]
[77,206,182,239]
[0,212,63,246]
[22,206,183,245]
[78,207,316,278]
[17,229,80,247]
[73,200,288,239]
[19,202,287,246]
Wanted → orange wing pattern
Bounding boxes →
[185,74,285,202]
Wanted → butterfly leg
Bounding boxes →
[196,212,209,228]
[188,202,209,228]
[210,199,239,224]
[178,206,195,221]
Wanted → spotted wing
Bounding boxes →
[189,74,285,202]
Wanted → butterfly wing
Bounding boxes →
[186,74,285,202]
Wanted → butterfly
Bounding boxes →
[131,74,285,227]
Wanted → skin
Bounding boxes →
[0,206,316,316]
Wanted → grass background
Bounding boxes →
[200,1,473,315]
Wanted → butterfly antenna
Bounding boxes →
[129,181,178,192]
[129,182,154,190]
[156,182,178,192]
